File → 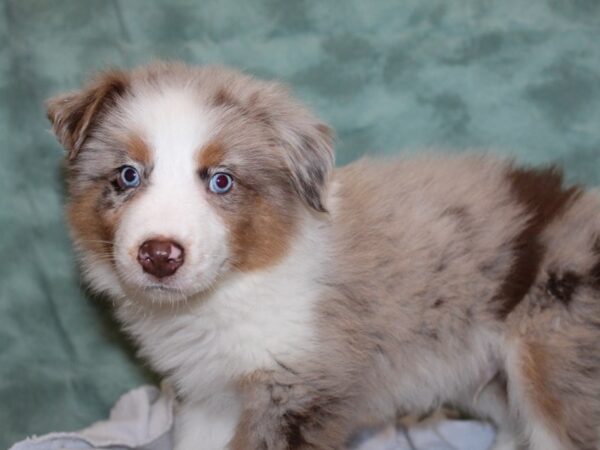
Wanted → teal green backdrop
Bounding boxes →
[1,0,599,447]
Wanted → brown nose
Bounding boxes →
[137,239,184,279]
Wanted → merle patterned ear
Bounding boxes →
[282,121,334,213]
[244,80,335,212]
[46,70,129,160]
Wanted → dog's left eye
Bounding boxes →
[209,173,233,194]
[117,165,141,189]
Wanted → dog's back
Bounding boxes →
[319,154,600,449]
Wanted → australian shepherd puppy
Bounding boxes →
[46,62,600,450]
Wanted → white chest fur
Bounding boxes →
[115,221,325,400]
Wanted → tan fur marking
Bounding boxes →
[67,187,120,260]
[198,141,225,168]
[126,134,151,165]
[229,195,296,272]
[523,343,563,426]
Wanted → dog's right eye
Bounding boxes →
[209,172,233,194]
[117,165,141,190]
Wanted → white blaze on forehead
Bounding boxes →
[112,84,230,297]
[124,85,213,174]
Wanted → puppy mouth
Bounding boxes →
[115,268,187,299]
[136,276,191,294]
[123,281,190,304]
[146,284,180,292]
[120,273,211,303]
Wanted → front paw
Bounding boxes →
[174,394,241,450]
[229,371,348,450]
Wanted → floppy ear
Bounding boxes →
[281,120,334,213]
[253,83,334,212]
[46,70,129,160]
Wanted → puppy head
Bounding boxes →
[47,62,333,303]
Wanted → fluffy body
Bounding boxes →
[47,62,600,450]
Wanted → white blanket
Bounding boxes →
[10,385,495,450]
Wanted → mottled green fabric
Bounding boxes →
[1,0,599,447]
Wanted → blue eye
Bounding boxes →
[209,172,233,194]
[117,165,141,189]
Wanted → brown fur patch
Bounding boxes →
[522,343,563,427]
[126,134,151,165]
[197,141,225,168]
[67,186,120,259]
[227,194,296,272]
[494,166,581,318]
